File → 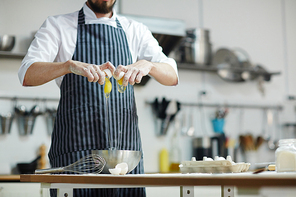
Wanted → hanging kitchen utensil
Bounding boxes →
[254,64,271,81]
[35,154,106,174]
[261,109,268,140]
[273,108,281,148]
[0,112,14,135]
[180,109,188,136]
[159,97,170,120]
[234,109,244,162]
[151,98,163,136]
[266,109,277,150]
[187,108,195,136]
[152,97,169,136]
[152,97,180,136]
[14,105,27,115]
[45,107,57,136]
[15,104,43,135]
[15,105,28,135]
[255,136,264,150]
[29,105,43,134]
[254,65,270,97]
[162,100,178,135]
[213,48,253,82]
[198,103,208,136]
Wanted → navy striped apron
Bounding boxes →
[48,8,145,197]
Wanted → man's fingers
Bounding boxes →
[97,70,105,85]
[114,65,127,79]
[101,61,116,73]
[128,68,141,85]
[89,66,99,82]
[82,67,94,82]
[135,72,143,84]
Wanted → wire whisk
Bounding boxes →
[35,154,106,174]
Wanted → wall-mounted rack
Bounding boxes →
[177,63,281,82]
[180,102,282,111]
[0,51,26,59]
[146,100,283,111]
[0,96,59,102]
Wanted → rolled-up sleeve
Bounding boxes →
[18,16,61,85]
[137,24,178,78]
[122,18,178,79]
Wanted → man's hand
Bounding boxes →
[69,61,115,85]
[113,60,153,86]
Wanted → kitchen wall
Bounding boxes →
[118,0,296,170]
[0,0,296,179]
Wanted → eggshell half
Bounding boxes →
[109,168,121,175]
[116,162,128,175]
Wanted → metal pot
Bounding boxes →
[177,28,212,65]
[0,35,16,51]
[190,28,212,65]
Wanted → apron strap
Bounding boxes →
[78,8,85,25]
[116,18,123,29]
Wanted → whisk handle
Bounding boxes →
[35,167,64,174]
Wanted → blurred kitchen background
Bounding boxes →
[0,0,296,195]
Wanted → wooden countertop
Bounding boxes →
[20,172,296,187]
[0,175,20,182]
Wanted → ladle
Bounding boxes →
[187,108,195,136]
[266,109,276,150]
[161,100,178,135]
[180,110,188,136]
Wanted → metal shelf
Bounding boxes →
[177,62,281,81]
[146,100,282,111]
[0,51,26,59]
[0,96,59,102]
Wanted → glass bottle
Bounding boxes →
[275,139,296,172]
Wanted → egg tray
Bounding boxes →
[180,160,251,174]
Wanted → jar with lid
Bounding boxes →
[275,139,296,172]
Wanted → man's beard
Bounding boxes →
[87,0,116,14]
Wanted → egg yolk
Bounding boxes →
[104,77,112,97]
[118,77,123,85]
[116,77,126,93]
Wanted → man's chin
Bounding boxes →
[88,1,114,14]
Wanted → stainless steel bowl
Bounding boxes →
[92,150,142,174]
[0,35,16,51]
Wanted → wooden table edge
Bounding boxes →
[20,174,296,188]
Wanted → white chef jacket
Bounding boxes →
[18,3,178,87]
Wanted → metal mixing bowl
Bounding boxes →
[0,35,15,51]
[92,150,142,174]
